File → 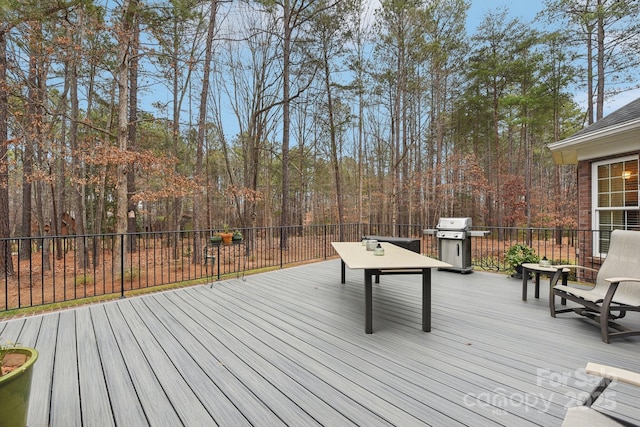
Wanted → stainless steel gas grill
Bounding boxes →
[424,217,489,273]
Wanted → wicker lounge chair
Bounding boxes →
[550,229,640,343]
[562,362,640,427]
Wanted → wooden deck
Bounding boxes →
[2,259,640,426]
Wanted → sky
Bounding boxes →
[464,1,640,117]
[466,1,545,30]
[143,1,639,137]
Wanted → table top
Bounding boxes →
[521,262,570,273]
[331,242,452,270]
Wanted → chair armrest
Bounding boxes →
[586,362,640,387]
[605,277,640,285]
[550,265,600,288]
[553,264,599,274]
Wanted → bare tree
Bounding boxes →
[127,0,141,253]
[311,1,359,237]
[217,3,281,231]
[0,23,12,276]
[114,0,135,273]
[254,0,340,247]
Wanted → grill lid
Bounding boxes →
[436,217,472,231]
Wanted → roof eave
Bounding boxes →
[548,119,640,165]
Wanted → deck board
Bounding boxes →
[2,259,640,426]
[154,290,331,426]
[188,286,433,426]
[214,270,553,425]
[26,314,57,427]
[50,311,81,427]
[75,308,115,427]
[173,289,367,426]
[102,302,184,426]
[116,300,218,426]
[138,295,272,426]
[90,305,148,426]
[205,282,507,425]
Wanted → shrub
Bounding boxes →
[505,244,539,272]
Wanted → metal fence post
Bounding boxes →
[280,227,284,269]
[120,234,125,299]
[323,225,327,259]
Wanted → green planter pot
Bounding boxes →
[0,347,38,427]
[210,236,222,246]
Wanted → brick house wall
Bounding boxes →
[576,159,593,270]
[549,96,640,282]
[576,150,640,280]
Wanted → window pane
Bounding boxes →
[611,177,623,191]
[598,229,613,253]
[598,178,609,193]
[598,210,624,228]
[610,192,624,207]
[611,162,624,177]
[594,157,639,255]
[629,211,640,229]
[598,194,610,207]
[624,162,639,208]
[599,211,613,228]
[598,164,610,179]
[612,210,624,225]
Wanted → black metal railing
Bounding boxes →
[1,224,602,312]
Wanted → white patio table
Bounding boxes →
[331,241,451,334]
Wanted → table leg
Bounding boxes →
[341,260,346,284]
[561,271,568,305]
[422,268,431,332]
[365,269,373,334]
[534,272,541,299]
[522,266,529,301]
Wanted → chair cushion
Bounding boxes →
[554,284,607,303]
[561,406,624,427]
[594,230,640,306]
[558,230,640,306]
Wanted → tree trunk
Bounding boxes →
[127,2,139,253]
[115,0,133,274]
[20,23,40,262]
[322,46,344,237]
[70,20,87,270]
[53,75,69,262]
[596,0,605,121]
[0,28,13,276]
[280,0,291,249]
[194,0,219,264]
[586,5,595,125]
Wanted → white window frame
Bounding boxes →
[591,154,639,257]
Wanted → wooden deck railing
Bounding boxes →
[1,224,602,312]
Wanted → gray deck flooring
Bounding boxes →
[2,259,640,426]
